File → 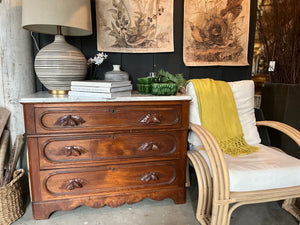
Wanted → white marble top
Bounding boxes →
[20,91,192,103]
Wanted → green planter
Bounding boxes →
[151,83,178,96]
[137,84,152,94]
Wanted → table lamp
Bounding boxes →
[22,0,92,94]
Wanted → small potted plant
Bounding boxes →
[137,70,186,95]
[87,52,108,80]
[151,70,186,95]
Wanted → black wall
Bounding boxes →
[34,0,257,91]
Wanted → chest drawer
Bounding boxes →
[33,103,185,134]
[39,161,182,201]
[38,131,187,169]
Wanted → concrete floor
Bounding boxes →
[13,187,298,225]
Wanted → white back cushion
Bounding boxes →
[186,80,261,146]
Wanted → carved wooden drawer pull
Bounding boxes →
[140,114,161,124]
[62,146,87,157]
[138,142,159,152]
[54,115,86,127]
[140,172,160,182]
[65,178,85,190]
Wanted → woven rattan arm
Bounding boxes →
[256,120,300,222]
[189,123,232,225]
[256,121,300,146]
[189,123,230,191]
[187,150,212,225]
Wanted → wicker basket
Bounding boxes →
[0,169,25,225]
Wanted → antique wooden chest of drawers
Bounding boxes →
[21,92,191,219]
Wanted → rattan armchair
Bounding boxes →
[186,80,300,225]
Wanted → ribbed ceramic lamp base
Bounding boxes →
[35,35,88,92]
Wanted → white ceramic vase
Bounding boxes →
[104,65,129,81]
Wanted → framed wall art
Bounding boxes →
[96,0,174,53]
[183,0,250,66]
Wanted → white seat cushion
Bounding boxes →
[191,144,300,192]
[186,80,261,147]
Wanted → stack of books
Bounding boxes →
[69,80,132,98]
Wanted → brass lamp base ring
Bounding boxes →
[49,90,69,95]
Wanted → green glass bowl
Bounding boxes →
[137,84,152,94]
[151,83,178,96]
[137,77,154,84]
[137,77,161,84]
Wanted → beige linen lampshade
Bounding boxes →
[22,0,92,94]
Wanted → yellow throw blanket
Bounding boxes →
[188,79,258,157]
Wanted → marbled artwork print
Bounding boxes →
[183,0,250,66]
[96,0,174,53]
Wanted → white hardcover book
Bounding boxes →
[68,90,132,98]
[71,80,131,88]
[70,85,132,93]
